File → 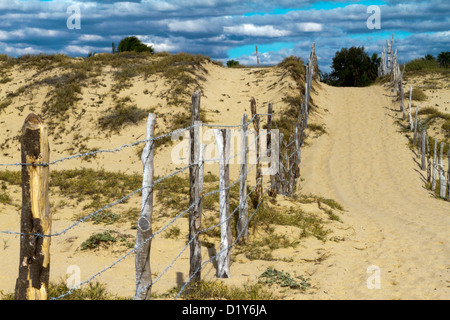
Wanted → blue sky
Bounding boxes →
[0,0,449,72]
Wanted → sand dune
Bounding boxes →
[0,56,448,299]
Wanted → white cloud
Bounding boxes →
[79,34,106,42]
[224,24,290,37]
[296,22,323,32]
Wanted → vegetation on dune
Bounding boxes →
[322,46,380,87]
[405,52,450,74]
[117,36,154,54]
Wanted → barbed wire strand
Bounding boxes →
[174,178,277,300]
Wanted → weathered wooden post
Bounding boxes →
[267,103,277,197]
[421,127,426,171]
[408,85,413,131]
[278,133,285,194]
[427,136,431,183]
[189,91,203,283]
[432,139,437,191]
[15,114,51,300]
[413,105,419,145]
[250,97,262,204]
[256,45,259,67]
[439,142,447,198]
[214,129,232,278]
[447,147,450,201]
[237,114,249,243]
[135,113,156,300]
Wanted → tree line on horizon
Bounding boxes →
[321,47,449,87]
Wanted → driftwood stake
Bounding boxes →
[189,91,202,282]
[15,114,51,300]
[421,127,426,171]
[135,113,156,300]
[214,129,232,278]
[237,114,249,242]
[432,139,437,191]
[413,105,419,145]
[250,97,262,204]
[439,142,446,198]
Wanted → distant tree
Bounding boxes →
[424,54,435,61]
[437,51,450,68]
[226,59,240,68]
[329,46,380,87]
[118,36,154,53]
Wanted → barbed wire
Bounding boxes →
[175,178,276,300]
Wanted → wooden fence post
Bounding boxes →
[432,139,437,191]
[421,127,426,171]
[400,78,405,120]
[408,85,413,131]
[189,91,202,283]
[447,147,450,201]
[267,103,277,197]
[237,114,249,243]
[250,97,262,204]
[214,129,232,278]
[413,105,419,145]
[15,114,51,300]
[278,133,285,194]
[135,113,156,300]
[439,142,446,198]
[427,136,431,183]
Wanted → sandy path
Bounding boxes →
[300,82,449,299]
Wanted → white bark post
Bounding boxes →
[439,142,446,198]
[135,113,156,300]
[189,91,202,283]
[432,139,437,191]
[400,78,405,120]
[421,127,426,171]
[214,129,232,278]
[237,114,249,243]
[427,136,431,183]
[408,85,413,131]
[447,147,450,201]
[413,105,419,145]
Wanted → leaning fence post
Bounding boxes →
[237,114,249,243]
[15,114,51,300]
[427,136,431,183]
[134,113,156,300]
[214,129,232,278]
[447,147,450,201]
[421,127,426,171]
[439,142,447,198]
[432,139,437,191]
[408,85,413,131]
[250,97,262,204]
[413,105,419,146]
[189,91,203,283]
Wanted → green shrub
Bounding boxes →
[118,36,154,54]
[81,231,117,250]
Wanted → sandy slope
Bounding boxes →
[300,82,449,299]
[1,58,448,300]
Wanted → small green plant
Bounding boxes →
[89,211,120,225]
[409,88,428,101]
[81,231,117,250]
[98,100,148,132]
[172,280,277,300]
[164,226,181,239]
[259,267,311,290]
